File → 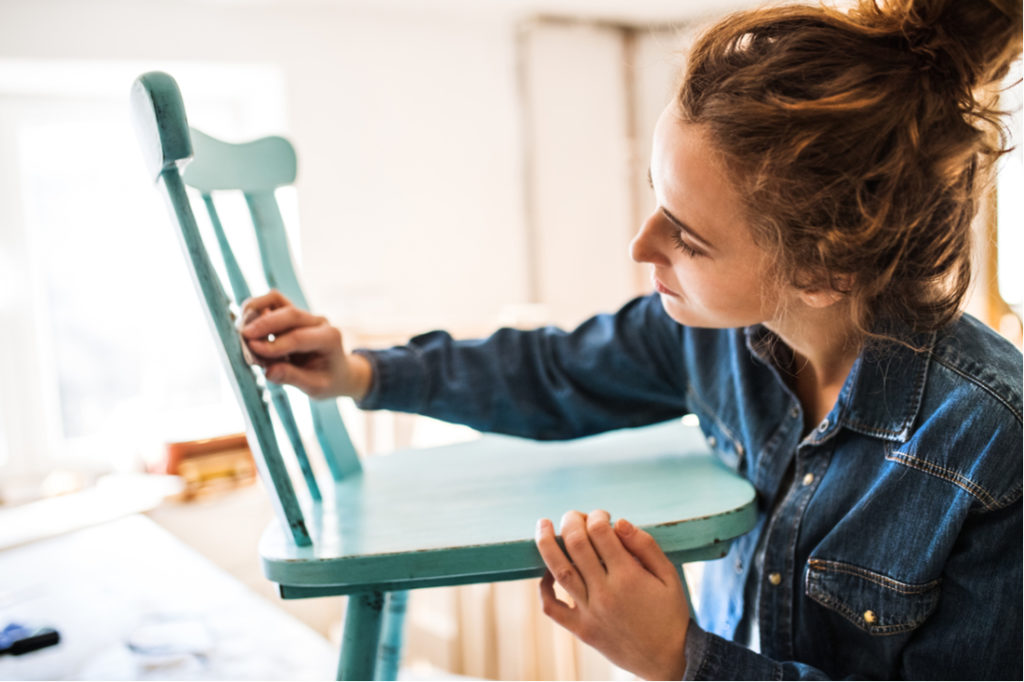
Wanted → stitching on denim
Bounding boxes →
[842,417,903,437]
[807,559,941,594]
[929,355,1023,425]
[686,384,742,453]
[805,588,919,635]
[842,337,932,440]
[886,451,1000,511]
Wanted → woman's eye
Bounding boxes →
[670,230,704,258]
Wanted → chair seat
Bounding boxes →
[260,420,757,595]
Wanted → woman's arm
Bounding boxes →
[244,291,691,440]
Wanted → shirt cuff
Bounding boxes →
[352,346,428,414]
[683,622,784,681]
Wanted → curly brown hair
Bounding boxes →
[677,0,1022,341]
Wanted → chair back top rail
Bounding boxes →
[130,70,311,546]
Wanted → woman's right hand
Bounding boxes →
[239,290,372,401]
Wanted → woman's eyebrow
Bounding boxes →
[647,167,716,251]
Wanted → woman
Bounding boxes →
[241,0,1022,677]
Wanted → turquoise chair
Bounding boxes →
[130,71,757,681]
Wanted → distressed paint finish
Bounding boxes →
[199,190,322,502]
[132,71,758,681]
[261,420,756,590]
[338,591,384,681]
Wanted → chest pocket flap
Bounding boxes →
[805,558,941,635]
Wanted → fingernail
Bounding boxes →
[616,518,634,534]
[535,518,549,538]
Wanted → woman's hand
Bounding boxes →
[239,290,372,400]
[535,509,690,680]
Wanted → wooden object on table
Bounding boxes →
[160,433,256,499]
[130,71,758,681]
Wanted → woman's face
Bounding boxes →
[630,105,788,329]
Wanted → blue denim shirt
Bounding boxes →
[356,294,1023,680]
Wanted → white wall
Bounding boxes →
[0,0,529,336]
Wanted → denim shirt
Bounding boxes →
[356,294,1023,680]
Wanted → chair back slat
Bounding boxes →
[190,122,361,481]
[199,191,323,502]
[200,192,252,302]
[245,191,362,480]
[131,71,312,547]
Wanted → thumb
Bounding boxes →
[614,518,678,583]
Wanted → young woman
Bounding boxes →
[241,0,1022,677]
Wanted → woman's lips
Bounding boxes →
[654,277,680,298]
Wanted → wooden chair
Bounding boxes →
[129,71,757,681]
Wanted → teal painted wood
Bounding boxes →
[131,72,311,547]
[134,71,761,682]
[187,128,297,192]
[244,191,361,481]
[309,400,361,481]
[260,420,757,590]
[198,191,322,502]
[376,591,408,681]
[338,592,385,681]
[276,540,735,598]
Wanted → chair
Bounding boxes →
[129,71,757,681]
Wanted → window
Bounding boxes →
[0,60,286,480]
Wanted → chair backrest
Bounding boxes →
[130,71,360,547]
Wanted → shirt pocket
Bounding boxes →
[804,558,941,635]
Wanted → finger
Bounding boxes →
[240,289,291,320]
[585,509,631,573]
[614,518,679,584]
[241,306,322,340]
[538,570,579,632]
[263,361,331,397]
[559,510,605,582]
[246,325,340,359]
[535,518,588,605]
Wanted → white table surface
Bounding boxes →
[0,514,335,680]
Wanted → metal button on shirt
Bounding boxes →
[768,572,782,586]
[802,472,815,486]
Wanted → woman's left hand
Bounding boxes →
[535,509,690,680]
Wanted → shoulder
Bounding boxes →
[928,313,1023,424]
[897,314,1022,512]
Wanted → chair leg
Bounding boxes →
[375,590,409,681]
[337,591,385,681]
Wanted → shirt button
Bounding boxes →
[817,418,830,432]
[768,572,782,586]
[708,436,717,448]
[802,472,815,486]
[735,559,744,574]
[790,406,800,419]
[863,610,877,624]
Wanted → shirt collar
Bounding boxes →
[744,324,936,444]
[838,329,936,443]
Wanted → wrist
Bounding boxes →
[348,352,373,401]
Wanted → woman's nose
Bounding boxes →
[630,212,669,266]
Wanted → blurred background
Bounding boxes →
[0,0,1019,679]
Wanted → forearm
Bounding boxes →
[353,295,690,439]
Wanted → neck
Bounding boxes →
[765,303,861,433]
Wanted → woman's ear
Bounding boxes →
[799,288,845,308]
[797,273,852,308]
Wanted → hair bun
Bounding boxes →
[855,0,1022,90]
